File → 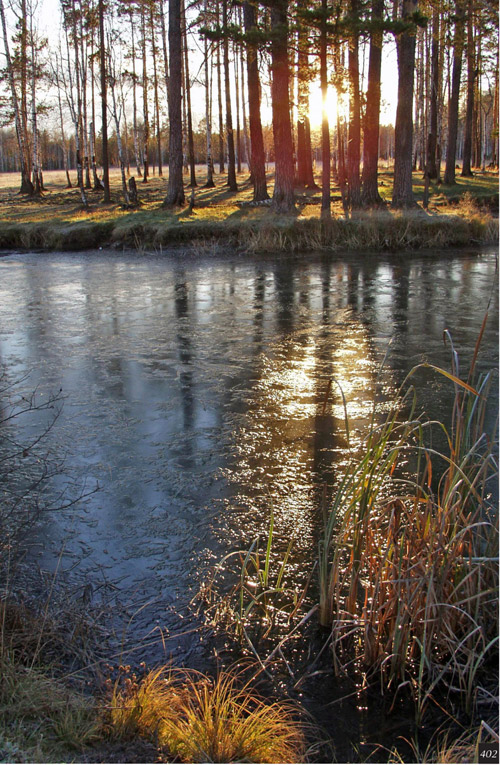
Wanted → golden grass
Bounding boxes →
[110,666,306,763]
[0,166,497,252]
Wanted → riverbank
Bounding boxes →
[0,168,497,254]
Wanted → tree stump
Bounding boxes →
[128,177,138,206]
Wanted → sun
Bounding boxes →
[307,83,342,130]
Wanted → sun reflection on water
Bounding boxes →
[223,307,387,555]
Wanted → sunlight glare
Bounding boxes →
[308,85,342,129]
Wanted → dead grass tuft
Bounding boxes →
[110,665,307,763]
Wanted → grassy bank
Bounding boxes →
[0,167,497,253]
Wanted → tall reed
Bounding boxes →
[319,330,498,715]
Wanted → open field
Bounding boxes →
[0,166,498,253]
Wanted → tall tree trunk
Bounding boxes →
[414,28,425,170]
[0,0,33,193]
[130,17,143,176]
[20,0,32,183]
[163,0,185,206]
[320,0,330,219]
[120,76,131,176]
[71,0,87,205]
[239,15,250,170]
[222,0,237,190]
[296,0,316,188]
[29,9,42,195]
[216,18,224,173]
[181,0,197,186]
[337,116,348,216]
[99,0,110,201]
[234,41,242,174]
[108,46,130,206]
[79,14,91,189]
[243,0,268,200]
[347,0,361,208]
[159,0,170,96]
[443,0,465,184]
[204,0,215,187]
[461,0,475,177]
[141,1,149,182]
[361,0,385,206]
[55,60,72,187]
[90,25,102,189]
[392,0,418,208]
[150,1,163,177]
[426,6,440,179]
[270,0,295,212]
[472,36,481,168]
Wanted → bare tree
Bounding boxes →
[0,0,33,193]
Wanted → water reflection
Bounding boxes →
[0,249,497,657]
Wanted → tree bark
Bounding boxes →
[79,12,91,189]
[151,1,163,177]
[361,0,385,206]
[163,0,185,206]
[70,0,88,205]
[243,0,268,200]
[29,7,42,195]
[141,1,149,182]
[320,0,330,219]
[426,6,440,180]
[461,0,475,177]
[270,0,295,213]
[204,0,215,187]
[99,0,110,201]
[216,26,224,173]
[130,16,143,177]
[392,0,418,208]
[20,0,32,184]
[443,0,465,184]
[234,41,242,173]
[347,0,361,208]
[239,16,250,170]
[0,0,33,193]
[222,0,237,190]
[296,0,316,188]
[181,0,196,186]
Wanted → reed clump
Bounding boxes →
[109,665,306,763]
[319,326,498,718]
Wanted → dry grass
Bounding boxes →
[0,649,102,762]
[387,720,500,763]
[0,166,497,253]
[109,665,307,763]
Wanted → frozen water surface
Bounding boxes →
[0,248,497,666]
